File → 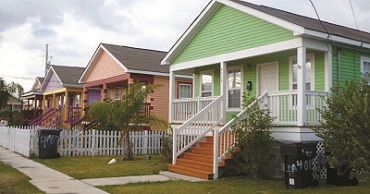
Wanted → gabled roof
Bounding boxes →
[231,0,370,44]
[42,65,85,90]
[79,43,168,83]
[21,77,44,97]
[162,0,370,65]
[35,77,44,87]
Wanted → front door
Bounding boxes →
[258,62,278,95]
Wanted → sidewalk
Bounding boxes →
[0,147,205,194]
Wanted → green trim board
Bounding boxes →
[172,5,294,64]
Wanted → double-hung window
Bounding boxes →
[361,56,370,84]
[291,56,314,91]
[228,68,242,109]
[179,83,192,98]
[115,87,122,101]
[200,71,213,97]
[290,55,314,107]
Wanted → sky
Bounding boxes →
[0,0,369,91]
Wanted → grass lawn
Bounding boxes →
[0,161,43,194]
[33,154,168,179]
[31,155,370,194]
[99,178,370,194]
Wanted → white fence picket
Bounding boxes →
[0,126,167,157]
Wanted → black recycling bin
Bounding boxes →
[38,129,61,159]
[280,142,318,189]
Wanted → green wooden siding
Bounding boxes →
[314,51,325,91]
[172,5,294,64]
[332,46,369,85]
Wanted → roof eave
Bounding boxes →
[299,29,370,49]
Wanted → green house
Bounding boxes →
[161,0,370,179]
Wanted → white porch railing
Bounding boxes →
[172,96,218,123]
[172,96,223,165]
[213,91,268,179]
[267,91,327,125]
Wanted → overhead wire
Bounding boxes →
[349,0,359,30]
[308,0,332,53]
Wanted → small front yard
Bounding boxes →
[0,161,43,194]
[33,155,168,179]
[100,178,370,194]
[33,155,370,194]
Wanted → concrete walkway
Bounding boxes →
[0,147,205,194]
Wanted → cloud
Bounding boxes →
[0,0,64,32]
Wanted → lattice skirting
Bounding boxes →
[312,141,327,179]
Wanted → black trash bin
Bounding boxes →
[38,129,61,159]
[280,142,318,189]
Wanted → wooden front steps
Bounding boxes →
[168,136,230,180]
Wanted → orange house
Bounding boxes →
[79,43,192,128]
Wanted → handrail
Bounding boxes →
[28,108,55,126]
[213,91,268,179]
[172,95,223,165]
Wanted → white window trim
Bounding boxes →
[289,53,315,109]
[227,66,243,111]
[115,87,122,101]
[199,70,214,97]
[178,83,192,99]
[361,56,370,83]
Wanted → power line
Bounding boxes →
[0,75,35,80]
[349,0,359,30]
[308,0,329,35]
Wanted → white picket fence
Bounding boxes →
[0,126,168,157]
[0,126,32,157]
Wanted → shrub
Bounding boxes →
[313,79,370,177]
[230,94,275,179]
[160,135,173,163]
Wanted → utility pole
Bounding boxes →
[45,43,49,76]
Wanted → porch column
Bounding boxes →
[297,46,307,126]
[102,83,107,101]
[220,61,227,124]
[64,91,69,121]
[83,88,88,117]
[52,94,56,109]
[42,96,45,111]
[168,69,175,123]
